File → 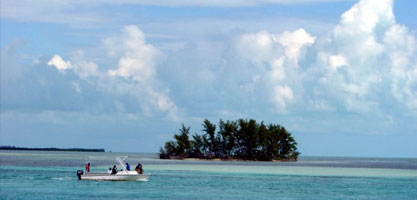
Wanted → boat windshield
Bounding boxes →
[116,156,128,169]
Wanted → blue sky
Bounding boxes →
[1,0,416,157]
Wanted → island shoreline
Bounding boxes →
[0,146,105,152]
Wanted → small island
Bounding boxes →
[0,146,105,152]
[160,119,300,161]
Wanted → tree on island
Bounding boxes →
[159,119,300,161]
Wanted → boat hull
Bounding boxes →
[80,173,149,181]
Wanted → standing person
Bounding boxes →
[126,163,130,171]
[111,165,117,175]
[85,163,90,173]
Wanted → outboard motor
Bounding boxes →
[76,170,84,180]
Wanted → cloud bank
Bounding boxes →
[4,0,416,139]
[44,0,416,121]
[233,0,416,116]
[1,0,417,155]
[47,26,178,119]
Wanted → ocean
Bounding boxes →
[0,150,416,199]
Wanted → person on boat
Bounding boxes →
[126,163,130,171]
[135,163,143,174]
[107,167,112,174]
[111,165,118,175]
[135,163,140,174]
[85,163,90,173]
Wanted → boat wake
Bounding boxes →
[52,177,73,181]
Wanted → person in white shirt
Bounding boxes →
[107,167,112,175]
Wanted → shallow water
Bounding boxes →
[1,150,416,199]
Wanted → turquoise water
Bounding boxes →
[1,151,416,199]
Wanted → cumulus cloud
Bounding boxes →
[70,51,101,78]
[48,51,100,78]
[235,28,316,111]
[236,28,315,65]
[4,0,417,153]
[48,55,72,70]
[104,26,178,119]
[273,85,294,111]
[314,0,417,112]
[47,25,178,119]
[274,28,316,64]
[42,0,417,120]
[335,0,394,35]
[233,0,417,115]
[269,57,286,81]
[105,25,160,83]
[328,54,347,71]
[236,31,277,64]
[48,50,100,78]
[384,24,417,110]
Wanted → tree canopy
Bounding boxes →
[159,119,300,161]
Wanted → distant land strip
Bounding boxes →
[0,146,105,152]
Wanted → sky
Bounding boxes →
[1,0,416,157]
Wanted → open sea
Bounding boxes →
[0,150,416,199]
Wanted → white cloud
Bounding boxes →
[3,0,417,154]
[269,57,286,81]
[27,0,417,119]
[235,28,316,110]
[236,28,315,65]
[337,0,394,34]
[312,0,417,112]
[273,85,294,111]
[48,55,72,70]
[106,25,160,83]
[47,25,178,119]
[147,87,179,120]
[330,0,392,61]
[236,31,276,64]
[71,51,101,78]
[274,28,316,64]
[328,54,347,70]
[104,26,178,118]
[232,0,417,115]
[48,51,100,78]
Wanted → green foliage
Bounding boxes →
[159,119,300,161]
[191,133,204,154]
[202,119,217,156]
[173,124,191,155]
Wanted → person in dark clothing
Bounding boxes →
[126,163,130,171]
[111,165,118,175]
[135,163,143,174]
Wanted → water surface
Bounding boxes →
[1,150,416,199]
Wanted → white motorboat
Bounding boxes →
[76,156,150,181]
